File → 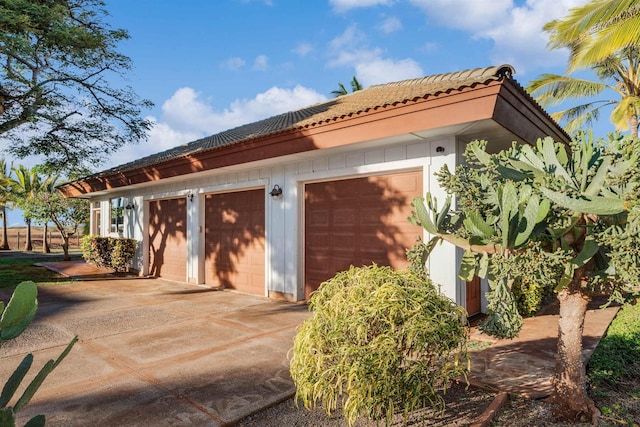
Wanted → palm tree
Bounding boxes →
[0,159,13,250]
[331,76,363,97]
[12,165,53,252]
[545,0,640,71]
[37,176,59,254]
[527,46,640,137]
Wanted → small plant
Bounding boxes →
[81,236,136,272]
[0,281,77,426]
[290,265,469,427]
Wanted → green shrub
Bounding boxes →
[111,238,137,272]
[511,279,547,317]
[81,235,136,272]
[290,265,469,427]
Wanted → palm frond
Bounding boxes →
[609,96,640,130]
[331,82,348,97]
[552,101,614,134]
[570,16,640,70]
[350,76,363,92]
[546,0,638,45]
[527,74,611,107]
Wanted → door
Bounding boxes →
[204,189,265,295]
[304,171,423,299]
[466,276,482,316]
[148,198,187,282]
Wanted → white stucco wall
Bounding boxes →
[89,136,462,304]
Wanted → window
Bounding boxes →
[91,209,101,235]
[110,197,124,234]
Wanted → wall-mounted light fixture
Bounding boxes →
[269,184,283,198]
[436,146,445,153]
[125,203,135,210]
[188,193,194,202]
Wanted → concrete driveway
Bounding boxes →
[0,278,310,426]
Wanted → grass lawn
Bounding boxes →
[587,298,640,425]
[0,251,82,289]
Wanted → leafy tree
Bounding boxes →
[33,189,89,260]
[0,0,153,173]
[331,76,363,97]
[545,0,640,71]
[527,46,640,137]
[410,135,639,423]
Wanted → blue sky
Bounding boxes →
[99,0,606,168]
[8,0,616,225]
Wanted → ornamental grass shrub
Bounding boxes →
[290,264,469,427]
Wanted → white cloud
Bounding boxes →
[330,0,394,13]
[408,0,591,74]
[328,25,423,86]
[409,0,512,32]
[253,54,269,70]
[330,24,365,51]
[221,57,246,70]
[105,86,327,168]
[355,58,423,85]
[378,16,402,34]
[293,42,313,57]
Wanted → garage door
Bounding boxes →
[148,198,187,282]
[305,171,423,298]
[204,189,265,295]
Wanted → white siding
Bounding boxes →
[91,137,462,304]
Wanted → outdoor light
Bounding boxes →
[188,193,194,202]
[269,185,283,197]
[125,203,135,210]
[436,146,445,153]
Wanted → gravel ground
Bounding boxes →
[235,383,496,426]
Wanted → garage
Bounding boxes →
[304,171,423,298]
[148,198,187,282]
[204,189,265,295]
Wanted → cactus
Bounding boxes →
[409,133,640,423]
[0,282,77,426]
[1,282,38,342]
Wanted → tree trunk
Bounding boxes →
[631,114,638,139]
[62,235,70,261]
[551,287,600,424]
[42,223,50,253]
[0,205,8,250]
[24,218,32,251]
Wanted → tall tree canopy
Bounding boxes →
[0,0,153,173]
[546,0,640,71]
[527,46,640,137]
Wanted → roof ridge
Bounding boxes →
[368,64,515,89]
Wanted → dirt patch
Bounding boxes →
[491,377,640,426]
[236,382,497,426]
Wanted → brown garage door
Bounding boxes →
[305,171,423,298]
[148,198,187,282]
[204,189,265,295]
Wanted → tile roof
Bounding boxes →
[94,64,516,177]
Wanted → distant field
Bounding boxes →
[0,226,83,251]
